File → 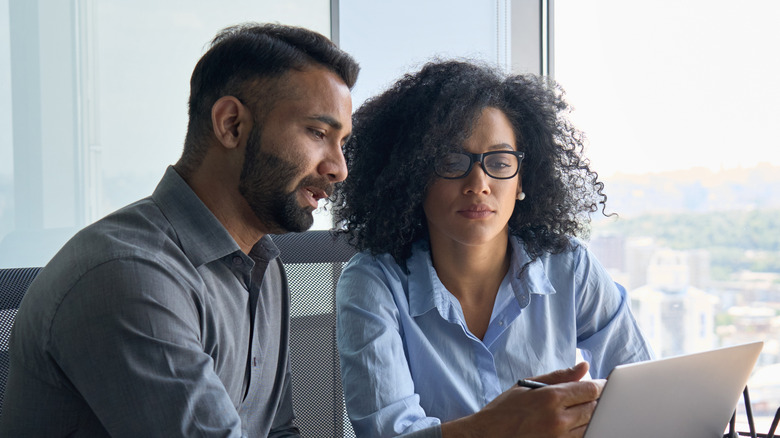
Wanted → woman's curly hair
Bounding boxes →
[331,60,607,268]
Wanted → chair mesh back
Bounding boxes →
[274,231,357,438]
[0,267,43,418]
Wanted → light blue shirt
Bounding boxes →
[336,237,653,438]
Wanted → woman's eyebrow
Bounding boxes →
[485,142,515,151]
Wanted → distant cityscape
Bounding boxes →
[596,163,780,217]
[588,164,780,416]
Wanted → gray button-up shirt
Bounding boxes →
[0,167,299,437]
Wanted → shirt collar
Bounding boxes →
[507,236,556,308]
[407,237,556,318]
[406,240,457,320]
[151,166,244,267]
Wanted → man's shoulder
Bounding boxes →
[73,198,178,261]
[16,200,211,348]
[35,198,190,294]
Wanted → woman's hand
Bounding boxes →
[441,363,605,438]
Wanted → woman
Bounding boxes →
[332,60,653,438]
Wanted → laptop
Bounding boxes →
[583,341,764,438]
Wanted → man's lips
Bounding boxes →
[300,185,330,209]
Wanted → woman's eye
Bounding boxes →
[487,161,511,169]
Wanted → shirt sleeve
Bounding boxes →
[572,245,655,377]
[336,254,441,437]
[400,425,443,438]
[49,258,244,437]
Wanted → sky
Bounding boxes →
[554,0,780,177]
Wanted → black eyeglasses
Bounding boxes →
[434,151,525,180]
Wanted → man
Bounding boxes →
[0,23,358,437]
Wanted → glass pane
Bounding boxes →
[0,0,330,268]
[0,1,11,247]
[339,0,510,107]
[95,1,331,215]
[556,0,780,426]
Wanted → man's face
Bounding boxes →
[238,67,352,234]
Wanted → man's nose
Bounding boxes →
[319,145,348,183]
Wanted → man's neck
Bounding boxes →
[175,163,267,254]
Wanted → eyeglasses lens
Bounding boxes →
[483,154,517,178]
[436,154,471,178]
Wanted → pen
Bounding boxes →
[516,379,548,389]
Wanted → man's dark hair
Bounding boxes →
[178,22,360,176]
[332,60,607,268]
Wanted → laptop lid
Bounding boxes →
[583,341,764,438]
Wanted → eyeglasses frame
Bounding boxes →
[434,150,526,180]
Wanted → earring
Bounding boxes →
[517,192,526,201]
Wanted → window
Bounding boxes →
[556,0,780,422]
[0,0,331,267]
[1,0,531,268]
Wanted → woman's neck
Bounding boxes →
[431,232,510,322]
[428,231,512,339]
[432,239,510,292]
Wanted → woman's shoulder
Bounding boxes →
[512,234,587,259]
[340,241,434,295]
[341,249,406,288]
[344,250,399,271]
[346,240,429,270]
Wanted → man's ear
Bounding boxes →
[211,96,250,150]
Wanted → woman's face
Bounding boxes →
[423,107,523,249]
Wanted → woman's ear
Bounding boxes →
[211,96,250,150]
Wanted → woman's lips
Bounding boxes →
[457,205,494,219]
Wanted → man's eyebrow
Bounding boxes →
[307,115,343,130]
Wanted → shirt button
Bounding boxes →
[232,256,243,266]
[519,296,529,307]
[498,320,504,326]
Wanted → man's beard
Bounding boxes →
[238,127,328,234]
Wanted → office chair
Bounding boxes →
[274,230,357,437]
[0,267,43,419]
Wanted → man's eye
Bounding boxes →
[310,129,325,139]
